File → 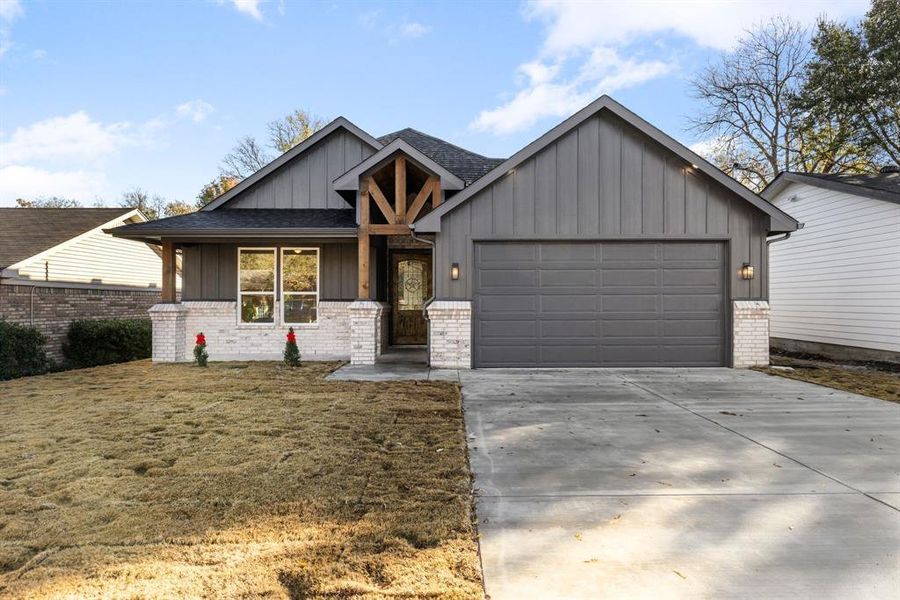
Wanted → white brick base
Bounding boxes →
[148,303,188,362]
[427,300,472,369]
[349,300,389,365]
[733,300,770,368]
[148,301,352,362]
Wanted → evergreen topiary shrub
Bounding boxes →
[0,321,49,380]
[62,318,152,368]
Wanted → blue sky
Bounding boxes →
[0,0,868,207]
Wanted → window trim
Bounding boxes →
[237,247,277,326]
[281,247,320,326]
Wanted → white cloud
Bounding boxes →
[0,165,110,203]
[525,0,867,54]
[398,21,430,39]
[689,136,730,157]
[358,11,432,43]
[226,0,264,21]
[472,0,867,135]
[31,48,46,60]
[473,49,671,134]
[0,0,22,22]
[0,0,23,58]
[0,111,142,168]
[176,99,214,123]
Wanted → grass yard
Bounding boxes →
[756,355,900,404]
[0,361,482,599]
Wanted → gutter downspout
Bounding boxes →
[410,226,436,366]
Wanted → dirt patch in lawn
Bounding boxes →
[0,361,482,599]
[755,355,900,404]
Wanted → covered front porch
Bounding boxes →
[106,150,469,368]
[333,147,473,368]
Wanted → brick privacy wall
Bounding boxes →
[349,300,389,365]
[733,300,770,368]
[148,301,352,362]
[427,300,472,369]
[0,282,160,362]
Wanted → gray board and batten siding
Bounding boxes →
[180,242,360,302]
[222,128,376,210]
[433,111,770,302]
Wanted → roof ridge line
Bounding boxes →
[380,126,502,161]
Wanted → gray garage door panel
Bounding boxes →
[474,241,727,367]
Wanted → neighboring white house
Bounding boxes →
[0,207,181,360]
[761,169,900,363]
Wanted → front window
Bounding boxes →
[239,248,275,323]
[282,248,319,324]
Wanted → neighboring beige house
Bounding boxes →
[0,207,181,360]
[762,168,900,364]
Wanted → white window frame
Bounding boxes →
[237,247,277,326]
[281,247,320,326]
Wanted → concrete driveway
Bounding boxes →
[461,368,900,599]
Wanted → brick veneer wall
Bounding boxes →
[147,300,353,362]
[0,282,161,362]
[427,300,472,369]
[733,300,770,368]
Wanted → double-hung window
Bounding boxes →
[282,248,318,325]
[238,248,276,324]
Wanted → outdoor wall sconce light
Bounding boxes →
[451,263,460,280]
[740,262,755,280]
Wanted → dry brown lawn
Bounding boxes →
[756,355,900,404]
[0,361,483,599]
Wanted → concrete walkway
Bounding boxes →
[462,368,900,599]
[327,347,460,382]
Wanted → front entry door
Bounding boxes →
[390,251,432,345]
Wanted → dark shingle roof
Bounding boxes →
[377,128,504,185]
[763,171,900,205]
[107,209,356,239]
[788,171,900,196]
[0,207,134,270]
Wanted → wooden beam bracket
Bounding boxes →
[368,179,397,224]
[406,178,435,223]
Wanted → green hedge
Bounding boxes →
[0,321,49,380]
[63,318,152,368]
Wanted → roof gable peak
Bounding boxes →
[201,116,381,211]
[414,95,798,234]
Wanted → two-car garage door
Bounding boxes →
[473,241,727,367]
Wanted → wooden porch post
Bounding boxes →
[358,178,372,299]
[395,156,406,223]
[161,239,177,302]
[432,177,442,208]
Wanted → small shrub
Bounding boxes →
[283,327,300,367]
[194,332,208,367]
[0,321,49,380]
[62,318,151,368]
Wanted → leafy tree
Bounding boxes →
[195,175,238,209]
[217,109,325,182]
[120,187,192,220]
[15,196,80,208]
[690,16,875,191]
[269,109,327,154]
[163,200,194,217]
[797,0,900,166]
[221,136,270,180]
